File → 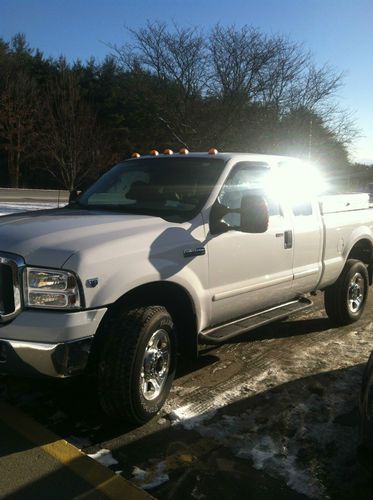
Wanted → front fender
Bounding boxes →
[63,248,210,332]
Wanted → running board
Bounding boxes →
[199,298,313,345]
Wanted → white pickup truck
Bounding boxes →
[1,152,373,423]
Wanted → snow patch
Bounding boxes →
[0,201,63,216]
[237,431,325,499]
[169,403,217,429]
[132,463,169,490]
[88,448,119,467]
[168,367,288,430]
[170,385,199,397]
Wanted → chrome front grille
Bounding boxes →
[0,252,24,322]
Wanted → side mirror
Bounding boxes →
[240,193,269,233]
[69,190,82,204]
[209,192,269,235]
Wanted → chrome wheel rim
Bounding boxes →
[348,272,365,313]
[140,328,171,401]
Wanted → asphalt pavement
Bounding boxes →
[1,295,373,499]
[0,401,151,499]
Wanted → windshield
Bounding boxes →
[78,157,226,221]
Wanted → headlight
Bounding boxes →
[23,268,82,309]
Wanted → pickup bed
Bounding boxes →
[1,152,373,423]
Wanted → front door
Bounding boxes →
[207,162,295,326]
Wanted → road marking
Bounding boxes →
[0,401,152,499]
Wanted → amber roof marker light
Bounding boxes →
[149,149,159,156]
[163,149,173,155]
[208,148,218,155]
[131,152,141,158]
[179,147,189,155]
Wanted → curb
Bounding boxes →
[0,400,153,499]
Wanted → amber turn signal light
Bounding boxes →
[149,149,159,156]
[131,152,140,158]
[163,149,173,155]
[179,147,189,155]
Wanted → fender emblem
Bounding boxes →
[183,247,206,258]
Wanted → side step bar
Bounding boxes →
[199,297,313,345]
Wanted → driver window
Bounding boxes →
[218,162,281,227]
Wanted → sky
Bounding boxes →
[1,0,372,164]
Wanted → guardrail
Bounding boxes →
[0,188,69,203]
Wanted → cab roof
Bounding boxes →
[126,152,299,164]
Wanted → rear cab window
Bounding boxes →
[292,201,313,216]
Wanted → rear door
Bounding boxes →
[290,198,323,294]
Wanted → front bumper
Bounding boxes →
[0,337,93,377]
[0,307,107,377]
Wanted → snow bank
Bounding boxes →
[0,201,64,216]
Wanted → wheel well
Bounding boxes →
[96,282,198,361]
[347,239,373,285]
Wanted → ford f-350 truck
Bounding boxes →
[1,152,373,423]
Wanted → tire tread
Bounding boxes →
[324,259,368,326]
[98,305,172,422]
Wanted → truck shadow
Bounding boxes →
[148,225,206,280]
[114,364,371,500]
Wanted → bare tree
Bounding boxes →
[255,37,309,107]
[109,22,210,147]
[208,25,275,101]
[39,70,109,190]
[207,26,344,112]
[287,63,344,111]
[0,70,39,187]
[112,22,208,99]
[325,107,360,147]
[109,21,357,161]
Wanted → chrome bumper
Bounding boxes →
[0,337,93,377]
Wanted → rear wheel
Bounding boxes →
[97,305,176,424]
[324,259,369,326]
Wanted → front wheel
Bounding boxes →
[324,259,369,326]
[97,305,176,424]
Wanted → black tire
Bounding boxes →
[324,259,369,326]
[97,305,176,424]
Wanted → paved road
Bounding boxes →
[1,295,373,499]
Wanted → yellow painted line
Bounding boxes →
[0,401,153,500]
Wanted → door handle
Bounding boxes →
[284,230,293,249]
[275,232,284,238]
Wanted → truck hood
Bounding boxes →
[0,208,172,268]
